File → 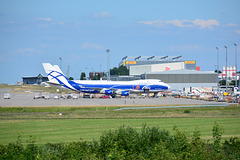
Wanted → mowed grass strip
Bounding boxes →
[0,117,239,145]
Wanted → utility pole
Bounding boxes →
[216,47,219,93]
[67,65,70,78]
[224,45,228,92]
[234,43,238,88]
[59,57,62,70]
[106,49,110,81]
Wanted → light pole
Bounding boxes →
[99,64,102,77]
[85,67,88,80]
[216,47,219,92]
[234,43,238,89]
[106,49,110,81]
[224,46,228,92]
[59,57,62,70]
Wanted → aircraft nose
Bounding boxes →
[166,84,171,89]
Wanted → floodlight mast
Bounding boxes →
[216,47,219,92]
[224,45,228,92]
[106,49,110,81]
[234,43,238,89]
[59,57,62,70]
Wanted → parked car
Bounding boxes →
[44,95,50,100]
[67,95,72,99]
[72,94,78,99]
[4,93,11,99]
[173,94,180,98]
[54,95,59,100]
[100,95,112,99]
[61,94,67,99]
[33,92,42,99]
[83,95,90,98]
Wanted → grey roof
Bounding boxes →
[22,73,47,78]
[149,69,216,75]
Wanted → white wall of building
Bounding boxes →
[168,83,217,91]
[130,62,185,75]
[151,62,184,72]
[130,65,152,75]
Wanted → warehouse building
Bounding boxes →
[102,75,141,81]
[120,55,183,68]
[120,55,197,69]
[130,61,197,75]
[140,70,218,90]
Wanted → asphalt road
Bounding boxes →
[0,90,227,107]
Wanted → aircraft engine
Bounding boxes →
[120,91,129,96]
[104,90,113,95]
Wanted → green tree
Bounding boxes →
[212,121,224,152]
[214,69,222,73]
[219,80,226,86]
[219,80,239,86]
[118,65,129,75]
[92,73,101,80]
[230,80,239,86]
[110,67,118,75]
[110,65,129,75]
[80,72,86,80]
[69,77,74,80]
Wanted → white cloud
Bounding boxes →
[17,48,34,53]
[224,23,237,27]
[81,43,104,50]
[138,20,157,25]
[36,17,52,22]
[16,48,41,55]
[235,30,240,34]
[139,19,219,29]
[92,12,112,18]
[193,19,219,29]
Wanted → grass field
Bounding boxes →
[0,105,240,145]
[0,84,70,93]
[0,118,240,145]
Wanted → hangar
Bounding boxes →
[120,55,197,70]
[140,70,218,90]
[130,61,197,75]
[118,55,217,90]
[22,74,48,85]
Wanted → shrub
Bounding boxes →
[184,110,191,113]
[212,121,224,152]
[222,137,240,159]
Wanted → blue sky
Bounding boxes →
[0,0,239,84]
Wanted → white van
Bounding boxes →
[4,93,11,99]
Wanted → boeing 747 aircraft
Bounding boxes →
[42,63,170,97]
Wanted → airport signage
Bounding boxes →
[126,61,136,64]
[124,61,137,66]
[185,61,195,64]
[165,67,170,70]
